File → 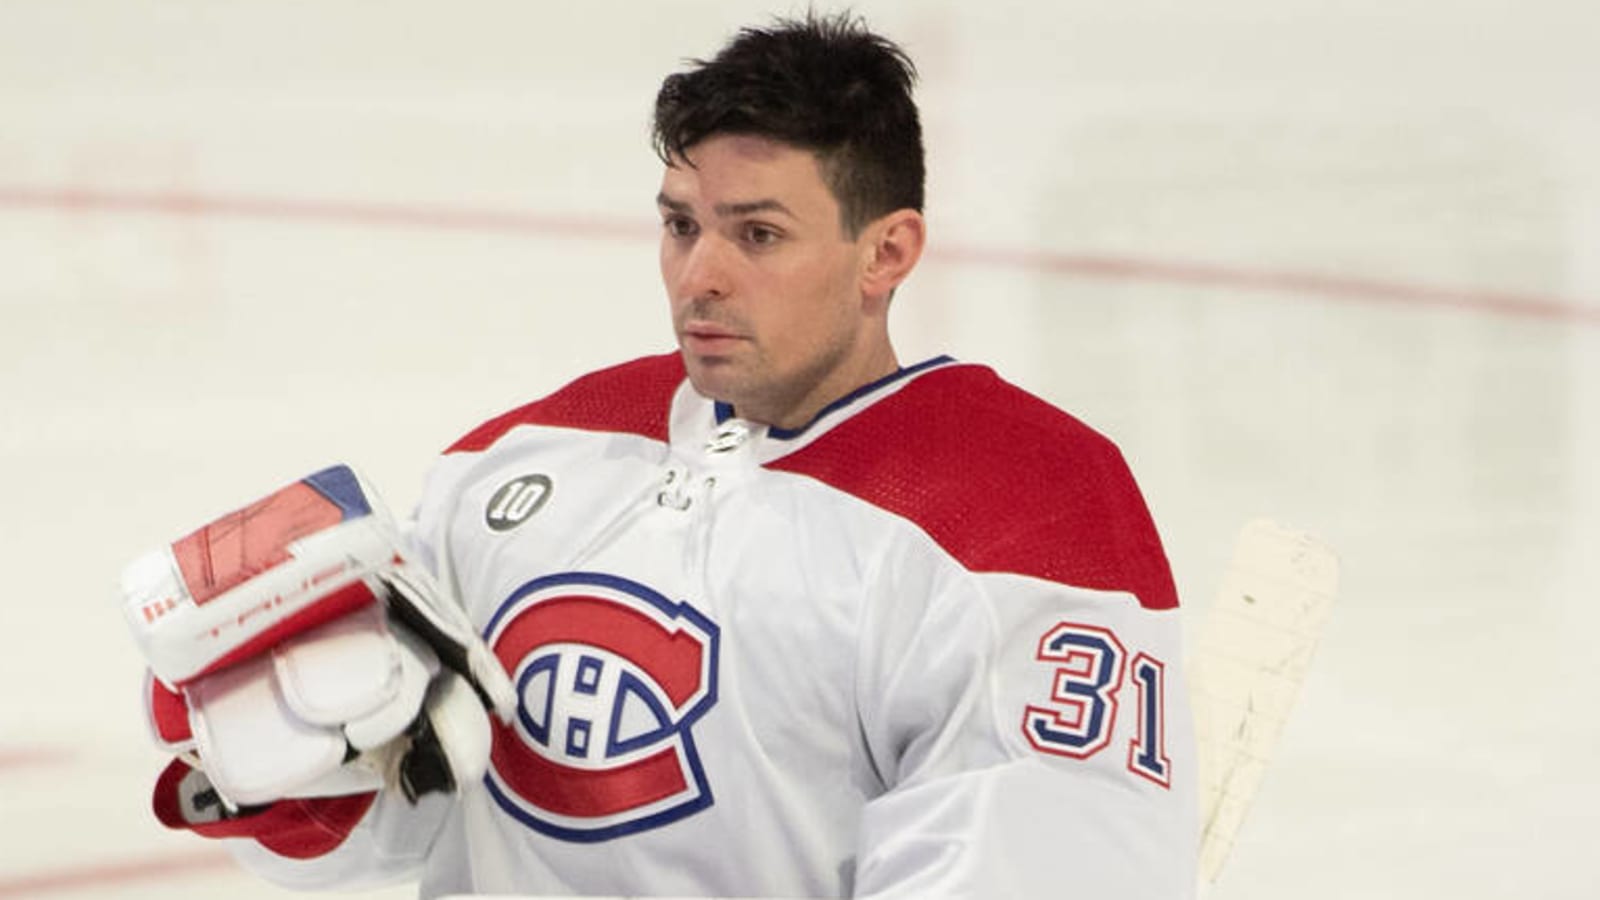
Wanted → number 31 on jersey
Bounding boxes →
[1021,621,1172,789]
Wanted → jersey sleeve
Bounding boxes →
[852,558,1196,898]
[833,371,1196,898]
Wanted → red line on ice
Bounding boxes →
[931,243,1600,325]
[0,747,72,770]
[1,185,1595,326]
[0,848,236,897]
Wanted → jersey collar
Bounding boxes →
[712,355,956,441]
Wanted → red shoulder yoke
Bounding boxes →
[447,353,685,453]
[767,365,1179,610]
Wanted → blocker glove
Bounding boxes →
[119,465,514,825]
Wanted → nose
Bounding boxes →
[669,231,732,303]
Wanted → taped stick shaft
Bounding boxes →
[1190,519,1339,884]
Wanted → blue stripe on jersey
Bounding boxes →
[713,355,955,438]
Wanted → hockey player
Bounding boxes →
[126,13,1196,898]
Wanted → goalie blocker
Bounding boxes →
[120,465,514,848]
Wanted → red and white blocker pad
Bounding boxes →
[121,465,513,850]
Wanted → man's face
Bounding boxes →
[657,134,894,430]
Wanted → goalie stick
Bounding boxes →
[1189,518,1341,887]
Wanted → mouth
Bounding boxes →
[679,321,747,355]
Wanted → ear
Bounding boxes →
[859,209,926,303]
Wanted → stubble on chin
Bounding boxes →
[680,347,746,404]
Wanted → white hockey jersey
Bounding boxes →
[230,352,1196,898]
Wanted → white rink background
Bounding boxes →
[2,1,1598,897]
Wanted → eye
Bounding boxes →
[742,222,783,246]
[662,215,698,238]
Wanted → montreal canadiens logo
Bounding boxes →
[482,571,720,842]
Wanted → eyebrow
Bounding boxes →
[656,192,795,219]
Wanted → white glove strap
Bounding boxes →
[272,601,402,725]
[187,653,351,806]
[186,602,429,806]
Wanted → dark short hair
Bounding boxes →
[651,11,925,237]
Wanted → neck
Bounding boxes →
[743,344,900,432]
